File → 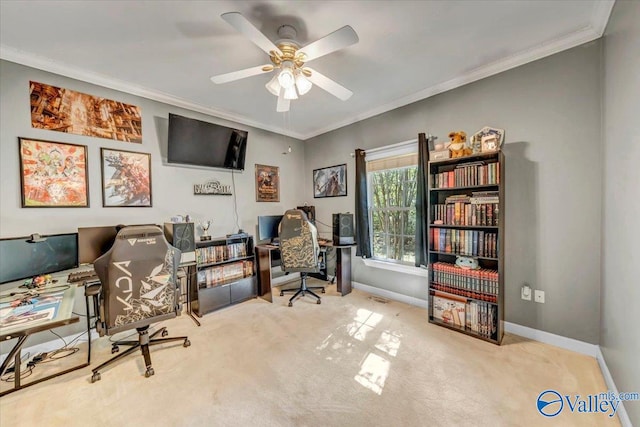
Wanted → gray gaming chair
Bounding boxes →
[89,225,190,382]
[278,209,325,306]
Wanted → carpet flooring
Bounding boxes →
[0,279,619,426]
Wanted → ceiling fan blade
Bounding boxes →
[210,65,272,84]
[221,12,282,56]
[276,89,290,112]
[299,26,359,62]
[305,68,353,101]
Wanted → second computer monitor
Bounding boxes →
[257,215,283,243]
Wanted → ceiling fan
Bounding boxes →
[210,12,359,112]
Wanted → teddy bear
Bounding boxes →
[448,131,472,158]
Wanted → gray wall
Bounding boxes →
[305,41,603,344]
[602,1,640,424]
[0,59,307,349]
[0,60,307,239]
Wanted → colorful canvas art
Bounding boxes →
[30,81,142,143]
[19,138,89,207]
[101,148,152,207]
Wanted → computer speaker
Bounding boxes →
[332,213,355,245]
[164,222,196,263]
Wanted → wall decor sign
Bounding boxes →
[313,163,347,198]
[30,81,142,143]
[194,179,232,195]
[255,164,280,202]
[18,137,89,207]
[101,148,152,207]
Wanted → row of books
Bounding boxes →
[432,292,498,339]
[431,228,498,258]
[431,162,499,189]
[432,201,499,226]
[196,242,247,265]
[197,260,254,288]
[430,261,499,301]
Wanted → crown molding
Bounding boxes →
[0,44,306,140]
[303,24,605,140]
[2,7,613,142]
[591,0,616,36]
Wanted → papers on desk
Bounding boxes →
[0,291,64,328]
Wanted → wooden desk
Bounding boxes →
[256,243,353,303]
[0,284,88,396]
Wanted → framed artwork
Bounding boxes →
[255,164,280,202]
[313,163,347,198]
[30,81,142,143]
[101,148,152,207]
[18,137,89,208]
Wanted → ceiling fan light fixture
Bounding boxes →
[283,85,298,100]
[295,72,312,96]
[265,74,280,96]
[278,61,295,89]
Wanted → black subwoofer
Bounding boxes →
[332,213,355,245]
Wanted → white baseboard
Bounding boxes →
[596,347,632,427]
[504,321,599,357]
[352,281,428,308]
[0,329,99,365]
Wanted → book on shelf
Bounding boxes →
[431,228,498,257]
[197,260,254,288]
[430,162,500,189]
[432,292,466,327]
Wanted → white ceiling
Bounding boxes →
[0,1,613,140]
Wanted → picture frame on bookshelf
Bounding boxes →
[18,137,89,208]
[100,148,152,207]
[471,126,505,153]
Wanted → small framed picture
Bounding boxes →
[101,148,152,207]
[18,137,89,207]
[471,126,505,153]
[313,164,347,198]
[255,164,280,202]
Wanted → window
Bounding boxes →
[367,143,418,265]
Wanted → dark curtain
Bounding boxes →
[415,133,429,267]
[354,149,372,258]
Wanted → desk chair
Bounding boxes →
[89,225,190,382]
[278,209,325,306]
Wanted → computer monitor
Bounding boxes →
[77,226,119,265]
[257,215,283,243]
[0,233,78,284]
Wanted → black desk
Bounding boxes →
[256,242,353,303]
[0,285,89,396]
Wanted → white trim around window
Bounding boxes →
[362,258,428,277]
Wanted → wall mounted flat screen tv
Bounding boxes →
[167,113,248,170]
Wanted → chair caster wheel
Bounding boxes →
[280,291,284,297]
[111,346,119,354]
[161,329,168,337]
[183,339,191,347]
[288,302,292,307]
[91,372,101,383]
[145,367,155,378]
[321,288,326,293]
[317,299,321,304]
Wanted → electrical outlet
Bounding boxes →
[521,284,532,301]
[534,290,545,303]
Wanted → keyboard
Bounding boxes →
[68,269,98,283]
